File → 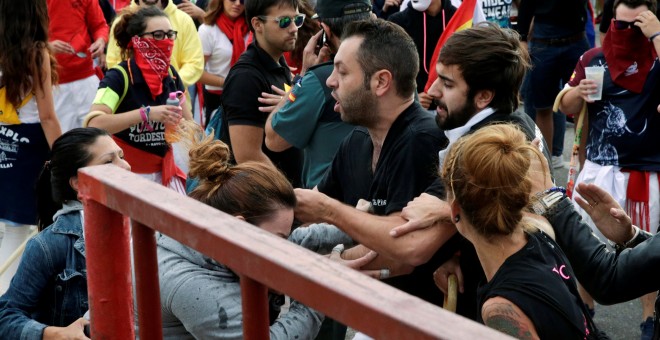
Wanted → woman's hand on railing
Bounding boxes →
[43,317,90,340]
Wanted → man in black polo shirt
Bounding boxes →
[220,0,303,186]
[293,20,451,306]
[295,22,552,320]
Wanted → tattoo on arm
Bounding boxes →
[482,302,535,340]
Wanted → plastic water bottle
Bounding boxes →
[165,92,180,143]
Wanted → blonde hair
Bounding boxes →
[440,124,546,239]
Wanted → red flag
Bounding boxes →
[424,0,482,92]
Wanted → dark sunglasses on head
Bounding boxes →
[258,14,306,29]
[613,19,640,30]
[139,30,178,40]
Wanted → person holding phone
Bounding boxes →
[262,0,373,189]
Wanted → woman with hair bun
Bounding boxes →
[440,123,594,339]
[157,124,323,339]
[158,123,376,338]
[85,5,192,193]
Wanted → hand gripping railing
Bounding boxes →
[77,164,512,340]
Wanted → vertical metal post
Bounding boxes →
[240,275,270,339]
[83,199,135,340]
[131,220,163,340]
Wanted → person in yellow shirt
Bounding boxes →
[107,0,204,88]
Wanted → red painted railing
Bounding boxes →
[78,164,512,340]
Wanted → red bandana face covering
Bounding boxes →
[603,19,656,93]
[129,36,174,98]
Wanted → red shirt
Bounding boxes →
[47,0,109,84]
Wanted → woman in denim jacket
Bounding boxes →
[0,128,130,340]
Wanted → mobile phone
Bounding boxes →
[316,30,327,52]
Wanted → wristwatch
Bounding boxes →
[610,226,651,253]
[528,188,566,217]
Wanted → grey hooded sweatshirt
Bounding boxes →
[157,234,323,339]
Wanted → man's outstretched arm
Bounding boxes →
[295,189,456,267]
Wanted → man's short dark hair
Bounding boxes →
[438,22,530,114]
[320,12,372,37]
[341,19,418,98]
[245,0,299,32]
[613,0,657,15]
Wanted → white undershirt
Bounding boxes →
[198,24,248,92]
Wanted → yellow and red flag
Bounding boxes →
[424,0,485,92]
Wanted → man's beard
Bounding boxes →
[340,85,378,128]
[435,97,477,130]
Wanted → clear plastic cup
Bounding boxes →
[585,66,605,101]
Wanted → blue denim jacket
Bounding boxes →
[0,201,88,340]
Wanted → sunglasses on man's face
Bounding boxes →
[139,30,178,40]
[258,14,306,29]
[613,19,641,30]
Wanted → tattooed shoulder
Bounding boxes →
[482,297,539,340]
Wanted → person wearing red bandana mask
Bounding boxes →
[198,0,248,124]
[558,0,660,335]
[84,6,193,194]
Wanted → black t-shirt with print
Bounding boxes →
[98,59,185,157]
[568,48,660,170]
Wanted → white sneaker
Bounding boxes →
[552,156,565,169]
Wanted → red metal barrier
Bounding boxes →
[78,164,513,339]
[82,198,135,340]
[131,220,163,340]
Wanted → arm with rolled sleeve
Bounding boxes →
[547,198,659,304]
[0,237,55,340]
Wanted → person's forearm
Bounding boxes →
[40,116,62,148]
[264,112,292,152]
[321,200,456,266]
[233,148,273,165]
[198,71,224,87]
[558,87,584,116]
[87,109,142,134]
[342,245,414,277]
